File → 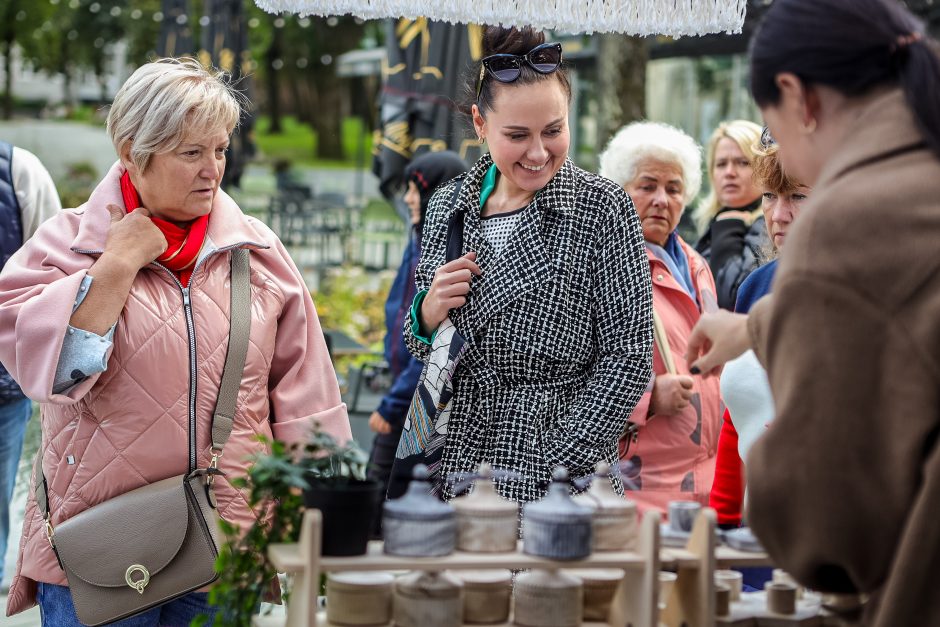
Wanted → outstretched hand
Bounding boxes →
[685,310,752,377]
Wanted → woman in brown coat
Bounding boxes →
[685,1,940,625]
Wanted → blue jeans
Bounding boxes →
[0,397,31,584]
[37,582,221,626]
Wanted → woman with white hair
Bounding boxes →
[599,121,722,515]
[0,58,351,624]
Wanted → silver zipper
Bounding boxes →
[73,242,265,471]
[181,286,198,471]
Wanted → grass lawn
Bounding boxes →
[254,115,372,169]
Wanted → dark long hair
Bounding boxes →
[749,0,940,158]
[464,26,571,116]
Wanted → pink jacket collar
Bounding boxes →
[71,161,267,253]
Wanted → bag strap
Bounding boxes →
[210,247,251,456]
[652,309,677,375]
[36,248,252,524]
[444,178,465,264]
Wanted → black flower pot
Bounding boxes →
[302,477,383,556]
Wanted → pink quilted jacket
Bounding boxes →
[619,237,723,517]
[0,162,351,616]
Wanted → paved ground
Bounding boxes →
[0,120,382,201]
[0,592,40,625]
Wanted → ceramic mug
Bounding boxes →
[714,569,743,601]
[667,500,701,533]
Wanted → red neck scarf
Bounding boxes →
[120,171,209,287]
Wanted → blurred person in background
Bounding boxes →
[0,141,60,591]
[367,150,466,508]
[685,1,940,623]
[599,121,722,515]
[709,128,811,529]
[693,120,767,310]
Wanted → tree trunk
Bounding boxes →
[311,76,345,160]
[266,22,283,133]
[596,34,648,152]
[2,39,13,120]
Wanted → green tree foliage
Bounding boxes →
[244,7,371,160]
[1,0,162,118]
[0,0,53,118]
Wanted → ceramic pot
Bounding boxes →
[566,568,624,621]
[303,478,383,556]
[383,465,456,557]
[452,464,519,553]
[393,570,463,627]
[574,462,637,552]
[522,467,592,560]
[455,570,512,624]
[326,572,394,626]
[513,569,582,627]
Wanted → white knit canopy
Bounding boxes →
[253,0,748,36]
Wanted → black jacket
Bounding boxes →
[695,203,769,310]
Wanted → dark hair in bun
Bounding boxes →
[466,25,571,115]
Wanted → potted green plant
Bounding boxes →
[300,428,383,556]
[198,431,382,626]
[201,437,309,627]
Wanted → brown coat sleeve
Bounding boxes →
[746,294,773,367]
[744,269,940,598]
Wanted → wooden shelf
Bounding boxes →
[271,543,770,575]
[270,540,647,574]
[311,614,614,627]
[263,507,778,627]
[663,546,772,570]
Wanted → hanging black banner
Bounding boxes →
[373,18,484,200]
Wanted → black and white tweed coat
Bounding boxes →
[404,153,653,502]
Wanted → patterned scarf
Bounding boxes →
[120,170,209,287]
[647,231,697,300]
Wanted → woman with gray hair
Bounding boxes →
[599,121,722,515]
[0,58,351,624]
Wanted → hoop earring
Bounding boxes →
[478,136,485,144]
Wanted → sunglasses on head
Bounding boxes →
[760,126,776,149]
[476,42,563,99]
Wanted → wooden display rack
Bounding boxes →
[259,507,778,627]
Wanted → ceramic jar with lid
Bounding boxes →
[522,467,593,560]
[393,570,463,627]
[383,465,456,557]
[325,572,394,626]
[566,569,625,621]
[574,462,638,551]
[454,569,512,624]
[513,569,583,627]
[452,463,519,553]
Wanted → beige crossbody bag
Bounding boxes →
[35,248,251,626]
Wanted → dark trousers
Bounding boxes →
[366,424,403,537]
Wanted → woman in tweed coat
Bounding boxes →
[404,26,653,503]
